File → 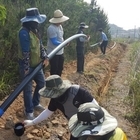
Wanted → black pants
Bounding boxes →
[100,41,108,54]
[49,54,64,76]
[76,46,84,72]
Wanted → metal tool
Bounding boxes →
[90,42,100,47]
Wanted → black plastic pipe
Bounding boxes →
[0,34,87,117]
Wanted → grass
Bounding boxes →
[128,41,140,134]
[0,70,19,100]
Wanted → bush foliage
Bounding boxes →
[0,0,110,99]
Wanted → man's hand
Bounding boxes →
[43,59,48,67]
[86,35,90,41]
[65,42,70,47]
[24,69,29,76]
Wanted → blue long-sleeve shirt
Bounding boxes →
[101,32,108,41]
[19,29,30,52]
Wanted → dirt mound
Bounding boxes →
[0,42,138,140]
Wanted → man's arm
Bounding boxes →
[24,109,54,127]
[19,29,30,75]
[50,37,61,46]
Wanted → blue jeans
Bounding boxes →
[18,60,45,113]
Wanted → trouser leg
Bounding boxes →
[56,54,64,76]
[49,55,64,76]
[33,69,45,106]
[77,54,84,72]
[18,59,34,113]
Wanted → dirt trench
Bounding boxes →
[0,42,137,140]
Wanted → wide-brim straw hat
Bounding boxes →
[20,8,46,23]
[68,103,118,138]
[39,75,71,98]
[49,9,69,23]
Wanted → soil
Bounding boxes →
[0,42,138,140]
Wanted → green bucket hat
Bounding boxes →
[68,103,117,138]
[39,75,72,98]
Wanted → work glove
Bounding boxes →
[23,120,35,127]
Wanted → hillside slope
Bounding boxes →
[0,42,138,140]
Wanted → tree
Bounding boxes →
[0,0,111,99]
[0,5,6,26]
